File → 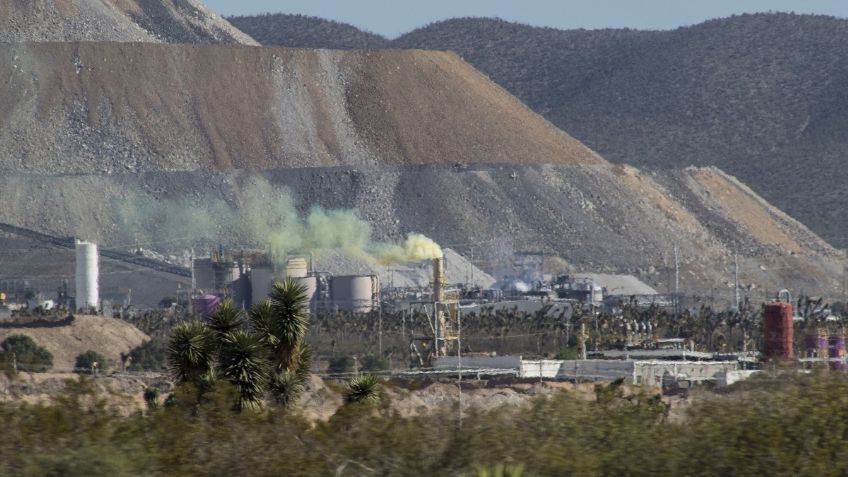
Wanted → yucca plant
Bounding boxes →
[249,278,312,406]
[344,374,381,405]
[252,278,310,371]
[218,330,270,411]
[167,321,216,385]
[207,299,244,337]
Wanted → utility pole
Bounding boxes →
[190,248,196,291]
[734,253,740,310]
[457,305,463,428]
[378,296,383,357]
[674,244,679,313]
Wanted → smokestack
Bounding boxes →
[433,257,445,302]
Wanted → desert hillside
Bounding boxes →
[0,315,149,371]
[234,13,848,248]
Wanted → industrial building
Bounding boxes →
[190,249,381,314]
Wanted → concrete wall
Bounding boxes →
[520,360,565,378]
[633,361,739,386]
[433,355,521,371]
[556,360,635,381]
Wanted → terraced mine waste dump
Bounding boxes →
[3,3,848,477]
[0,38,842,298]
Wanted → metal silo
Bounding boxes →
[296,276,318,312]
[331,275,378,312]
[74,240,99,311]
[763,301,794,360]
[285,257,308,279]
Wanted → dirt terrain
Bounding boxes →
[0,0,255,44]
[0,43,599,173]
[0,370,636,420]
[0,314,149,371]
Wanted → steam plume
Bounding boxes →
[111,177,441,265]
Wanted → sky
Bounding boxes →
[204,0,848,38]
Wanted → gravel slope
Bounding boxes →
[0,43,599,173]
[0,165,840,298]
[0,0,256,44]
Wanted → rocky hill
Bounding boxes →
[0,0,256,44]
[232,13,848,248]
[229,14,387,49]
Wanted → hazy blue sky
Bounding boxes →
[205,0,848,38]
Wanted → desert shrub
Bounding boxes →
[127,337,168,371]
[2,371,848,475]
[327,356,354,374]
[0,335,53,372]
[360,354,389,372]
[74,350,107,374]
[554,346,579,360]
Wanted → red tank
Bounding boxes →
[763,302,795,360]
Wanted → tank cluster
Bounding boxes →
[191,249,379,315]
[763,300,846,369]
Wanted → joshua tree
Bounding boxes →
[167,320,216,387]
[218,329,270,411]
[250,278,312,407]
[166,278,313,411]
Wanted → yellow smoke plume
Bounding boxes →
[375,233,444,264]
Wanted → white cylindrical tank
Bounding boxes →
[75,240,99,311]
[331,275,377,312]
[285,257,308,279]
[296,276,318,312]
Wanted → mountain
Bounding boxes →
[0,0,256,44]
[228,14,387,49]
[0,5,843,298]
[232,13,848,249]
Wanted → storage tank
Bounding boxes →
[763,301,794,360]
[296,276,318,312]
[331,275,378,312]
[75,240,99,310]
[193,294,221,318]
[251,265,275,306]
[285,257,308,279]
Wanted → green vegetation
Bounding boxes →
[344,374,381,405]
[327,356,354,374]
[0,335,53,372]
[360,353,389,372]
[2,373,848,475]
[127,337,168,371]
[167,278,312,411]
[74,350,107,374]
